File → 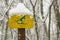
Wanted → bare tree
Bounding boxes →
[53,0,60,40]
[29,0,39,40]
[48,1,54,40]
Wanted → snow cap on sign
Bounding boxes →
[9,3,33,16]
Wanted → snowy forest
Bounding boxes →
[0,0,60,40]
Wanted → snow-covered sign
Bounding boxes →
[8,3,34,28]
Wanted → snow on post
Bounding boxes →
[9,3,33,17]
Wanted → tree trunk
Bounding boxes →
[53,0,60,40]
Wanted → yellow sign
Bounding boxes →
[8,3,34,28]
[8,14,34,28]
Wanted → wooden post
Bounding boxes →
[18,28,25,40]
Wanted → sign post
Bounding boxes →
[18,28,25,40]
[8,3,34,40]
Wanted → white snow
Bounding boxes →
[9,3,33,16]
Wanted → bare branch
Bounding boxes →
[50,0,54,7]
[5,0,8,6]
[30,0,33,6]
[5,0,14,14]
[34,0,37,7]
[43,0,54,22]
[41,0,43,16]
[4,0,14,18]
